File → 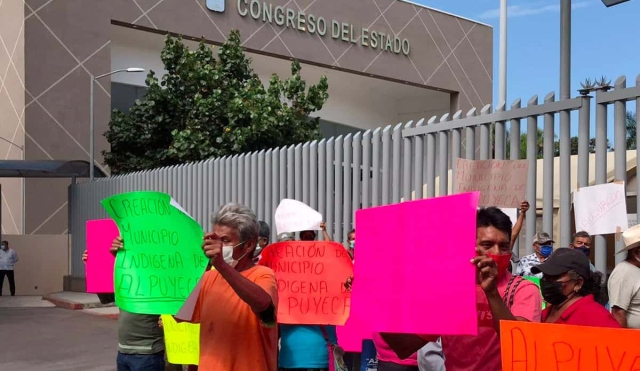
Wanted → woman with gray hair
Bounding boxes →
[187,203,279,371]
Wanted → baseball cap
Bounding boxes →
[533,232,554,245]
[277,232,295,242]
[531,248,591,279]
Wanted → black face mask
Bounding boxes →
[540,279,570,306]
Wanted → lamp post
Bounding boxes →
[498,0,507,107]
[89,68,145,181]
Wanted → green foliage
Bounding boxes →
[627,111,636,150]
[103,30,329,174]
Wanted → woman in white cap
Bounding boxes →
[531,248,619,327]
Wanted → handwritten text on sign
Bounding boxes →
[102,191,207,315]
[259,241,353,325]
[161,314,200,365]
[454,159,528,207]
[500,320,640,371]
[573,182,629,236]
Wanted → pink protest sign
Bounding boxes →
[351,192,479,335]
[85,219,119,293]
[336,310,371,352]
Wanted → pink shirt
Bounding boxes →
[372,332,418,366]
[441,272,542,371]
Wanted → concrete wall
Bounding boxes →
[0,1,26,235]
[3,234,68,296]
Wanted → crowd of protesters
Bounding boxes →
[82,200,640,371]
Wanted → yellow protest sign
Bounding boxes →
[161,314,200,365]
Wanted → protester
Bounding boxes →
[82,246,165,371]
[372,332,419,371]
[514,231,554,277]
[346,229,355,259]
[279,221,338,371]
[569,231,595,271]
[254,221,270,262]
[509,201,529,250]
[185,203,278,370]
[379,207,542,371]
[299,221,331,242]
[0,240,18,296]
[508,201,530,273]
[277,232,295,242]
[608,224,640,329]
[531,248,619,327]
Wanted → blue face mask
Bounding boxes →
[540,245,553,258]
[349,241,355,249]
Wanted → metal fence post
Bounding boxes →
[525,95,539,253]
[543,92,555,238]
[614,76,628,265]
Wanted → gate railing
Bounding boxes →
[69,75,640,277]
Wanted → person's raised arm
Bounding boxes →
[320,222,331,242]
[510,201,529,251]
[204,235,273,315]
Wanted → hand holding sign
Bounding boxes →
[259,241,353,325]
[274,199,322,234]
[203,233,224,266]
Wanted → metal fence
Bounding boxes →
[69,75,640,277]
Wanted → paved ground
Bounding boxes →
[0,307,118,371]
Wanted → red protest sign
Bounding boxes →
[259,241,353,325]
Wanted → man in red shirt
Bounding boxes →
[381,207,542,371]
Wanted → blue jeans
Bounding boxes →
[116,351,165,371]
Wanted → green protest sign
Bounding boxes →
[101,191,208,315]
[523,276,547,309]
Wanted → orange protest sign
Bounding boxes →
[500,320,640,371]
[259,241,353,325]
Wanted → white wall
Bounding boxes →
[110,26,450,131]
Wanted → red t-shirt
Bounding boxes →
[441,273,542,371]
[541,294,621,328]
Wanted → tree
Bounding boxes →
[103,30,329,174]
[505,129,610,159]
[627,111,636,150]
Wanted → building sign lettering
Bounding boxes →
[237,0,411,56]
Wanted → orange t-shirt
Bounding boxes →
[192,265,278,371]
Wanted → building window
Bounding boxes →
[111,82,148,114]
[317,118,361,139]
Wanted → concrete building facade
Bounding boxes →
[0,0,492,235]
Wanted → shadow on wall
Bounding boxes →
[2,235,68,296]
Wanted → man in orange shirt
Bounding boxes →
[189,203,278,371]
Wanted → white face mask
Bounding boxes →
[222,241,248,268]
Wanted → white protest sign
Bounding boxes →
[573,182,628,236]
[499,208,518,228]
[274,199,322,234]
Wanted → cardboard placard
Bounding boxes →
[454,159,528,207]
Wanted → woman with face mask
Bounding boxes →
[531,248,620,327]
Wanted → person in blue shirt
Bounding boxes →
[279,225,336,371]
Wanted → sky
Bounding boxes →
[413,0,639,141]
